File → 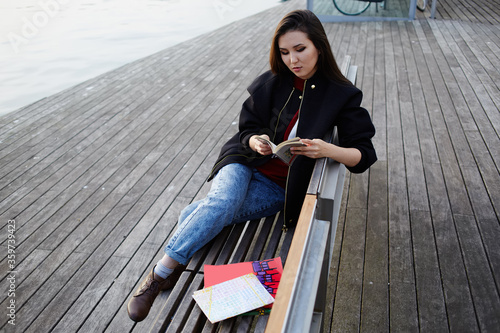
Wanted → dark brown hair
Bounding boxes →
[270,10,351,85]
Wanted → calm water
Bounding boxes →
[0,0,279,116]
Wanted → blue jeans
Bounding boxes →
[164,163,285,265]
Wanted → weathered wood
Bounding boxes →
[416,18,500,332]
[396,21,449,332]
[246,215,279,261]
[357,161,388,333]
[386,16,418,333]
[330,207,366,333]
[266,194,317,332]
[434,0,500,23]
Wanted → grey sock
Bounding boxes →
[154,261,174,279]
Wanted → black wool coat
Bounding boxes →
[208,70,377,227]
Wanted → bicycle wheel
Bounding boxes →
[416,0,427,11]
[332,0,371,16]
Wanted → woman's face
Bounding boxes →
[278,30,319,80]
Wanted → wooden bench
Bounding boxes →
[146,56,357,333]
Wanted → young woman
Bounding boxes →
[127,9,376,322]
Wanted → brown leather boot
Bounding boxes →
[127,264,186,322]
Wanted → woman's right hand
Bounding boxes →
[249,134,273,156]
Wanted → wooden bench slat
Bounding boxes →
[147,271,197,333]
[266,194,318,332]
[165,273,205,333]
[263,214,286,260]
[179,291,207,333]
[246,215,277,261]
[229,219,261,264]
[211,223,247,267]
[201,318,217,333]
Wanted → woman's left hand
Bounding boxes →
[291,138,362,167]
[290,139,330,159]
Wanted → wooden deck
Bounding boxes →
[1,0,499,332]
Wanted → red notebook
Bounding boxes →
[204,257,283,306]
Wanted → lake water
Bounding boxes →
[0,0,280,116]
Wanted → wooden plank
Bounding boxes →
[25,255,130,333]
[461,132,500,283]
[369,21,386,163]
[416,19,500,331]
[324,174,350,332]
[330,207,366,332]
[23,193,159,332]
[165,273,205,333]
[383,19,419,333]
[0,63,146,152]
[451,21,500,98]
[246,215,278,261]
[422,19,498,217]
[424,162,479,332]
[179,290,208,333]
[452,213,500,331]
[397,20,449,332]
[3,251,89,332]
[460,22,500,95]
[229,219,261,264]
[413,22,488,333]
[324,21,377,331]
[442,20,500,140]
[474,22,500,57]
[265,194,317,332]
[262,214,285,260]
[360,161,389,332]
